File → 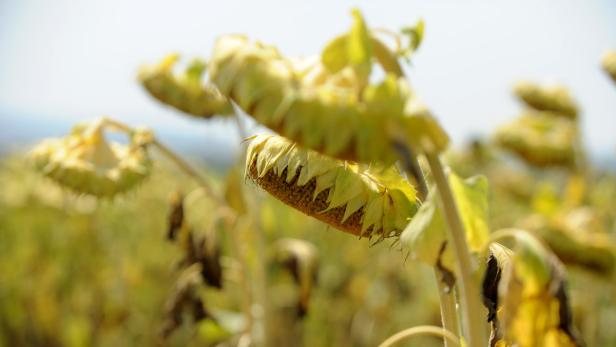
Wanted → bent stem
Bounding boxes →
[152,139,227,207]
[425,153,486,347]
[378,325,460,347]
[100,116,226,207]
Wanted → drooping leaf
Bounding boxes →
[400,189,452,269]
[401,172,489,271]
[449,173,490,252]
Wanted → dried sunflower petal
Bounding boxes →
[245,134,418,238]
[494,113,576,167]
[139,54,233,118]
[30,119,152,197]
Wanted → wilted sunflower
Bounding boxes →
[513,81,578,119]
[30,119,152,197]
[139,54,233,118]
[494,114,576,168]
[485,235,583,347]
[208,11,448,165]
[245,134,419,239]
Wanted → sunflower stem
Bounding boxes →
[434,269,461,347]
[425,153,487,347]
[397,143,460,346]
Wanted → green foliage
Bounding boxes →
[401,173,489,271]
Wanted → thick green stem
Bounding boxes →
[425,153,486,347]
[434,269,460,347]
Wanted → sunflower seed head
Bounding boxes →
[246,134,418,238]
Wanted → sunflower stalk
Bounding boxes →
[435,267,461,347]
[425,152,487,347]
[395,142,460,346]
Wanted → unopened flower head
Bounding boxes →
[30,119,152,197]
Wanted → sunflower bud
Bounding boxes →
[139,54,233,118]
[30,119,152,197]
[245,134,418,239]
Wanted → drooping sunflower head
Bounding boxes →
[30,119,152,197]
[139,54,233,118]
[494,113,576,168]
[208,10,448,165]
[513,81,578,119]
[245,134,418,239]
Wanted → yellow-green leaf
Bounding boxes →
[400,190,452,268]
[448,173,490,252]
[348,8,372,78]
[401,173,489,269]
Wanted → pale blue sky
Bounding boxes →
[1,0,615,156]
